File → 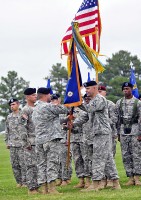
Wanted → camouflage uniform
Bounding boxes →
[101,99,118,182]
[79,94,119,181]
[116,96,141,177]
[32,101,68,184]
[107,100,117,158]
[71,107,85,178]
[58,114,72,181]
[73,110,93,178]
[58,138,72,181]
[5,112,26,185]
[20,105,38,190]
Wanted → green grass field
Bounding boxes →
[1,135,141,200]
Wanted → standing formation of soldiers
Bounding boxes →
[5,80,141,195]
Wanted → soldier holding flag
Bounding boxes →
[68,81,121,191]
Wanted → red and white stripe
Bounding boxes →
[61,6,101,55]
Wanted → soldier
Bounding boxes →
[116,82,141,186]
[70,106,86,189]
[81,94,93,188]
[70,81,120,191]
[51,94,72,187]
[73,94,93,188]
[98,85,117,158]
[5,98,26,188]
[20,88,39,195]
[98,85,118,187]
[32,87,68,194]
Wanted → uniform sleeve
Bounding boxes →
[115,100,121,135]
[108,101,118,137]
[60,116,68,125]
[86,96,106,113]
[5,118,9,145]
[19,110,31,148]
[73,111,89,127]
[108,102,116,125]
[137,101,141,136]
[50,104,68,115]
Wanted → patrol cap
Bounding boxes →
[55,93,61,98]
[98,85,106,91]
[83,93,88,98]
[51,94,58,100]
[83,81,97,87]
[8,98,19,106]
[122,82,133,91]
[24,88,36,95]
[37,87,51,94]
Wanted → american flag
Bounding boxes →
[61,0,101,55]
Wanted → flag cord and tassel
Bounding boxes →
[71,22,105,83]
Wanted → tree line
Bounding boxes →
[0,50,141,124]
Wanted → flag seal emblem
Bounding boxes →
[68,91,73,97]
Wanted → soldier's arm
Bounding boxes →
[115,100,121,141]
[50,104,68,115]
[67,110,89,132]
[5,118,10,149]
[137,101,141,138]
[108,102,118,137]
[19,110,31,148]
[108,102,116,124]
[60,116,68,124]
[86,97,106,113]
[73,111,89,127]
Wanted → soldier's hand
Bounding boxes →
[67,121,73,129]
[137,136,141,141]
[67,115,75,121]
[6,145,10,149]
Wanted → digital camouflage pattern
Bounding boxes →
[73,110,93,177]
[92,134,119,180]
[32,101,68,144]
[5,112,26,185]
[58,142,72,181]
[58,114,72,181]
[80,94,119,180]
[9,147,26,185]
[5,112,23,147]
[20,104,38,190]
[21,105,36,148]
[32,101,68,184]
[116,96,141,177]
[71,107,85,178]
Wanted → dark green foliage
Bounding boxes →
[99,50,141,101]
[0,71,29,119]
[45,63,68,100]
